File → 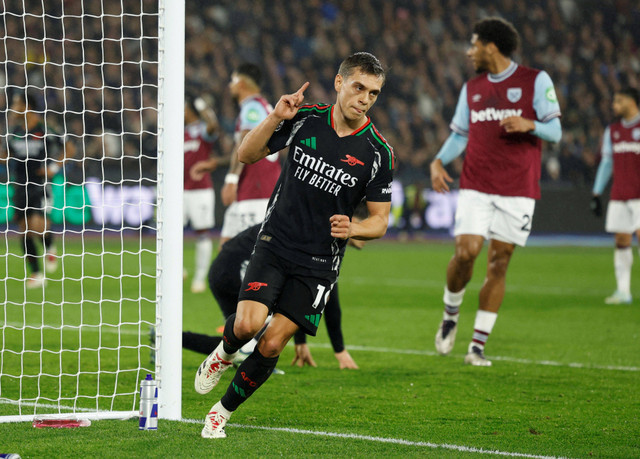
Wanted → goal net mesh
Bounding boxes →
[0,0,161,420]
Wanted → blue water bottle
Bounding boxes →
[139,374,158,430]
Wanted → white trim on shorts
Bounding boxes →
[220,198,270,239]
[183,188,215,230]
[453,189,536,247]
[605,199,640,234]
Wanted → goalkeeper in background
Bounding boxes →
[591,87,640,305]
[0,92,74,288]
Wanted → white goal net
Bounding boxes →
[0,0,183,422]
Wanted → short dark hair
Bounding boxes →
[616,87,640,106]
[338,52,386,84]
[235,62,262,88]
[473,17,520,58]
[184,93,198,115]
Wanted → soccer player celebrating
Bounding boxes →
[193,52,394,438]
[591,87,640,305]
[0,92,74,287]
[191,63,280,247]
[183,95,219,293]
[430,18,562,366]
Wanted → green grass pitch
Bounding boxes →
[1,236,639,457]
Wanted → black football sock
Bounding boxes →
[182,331,222,355]
[222,313,251,355]
[23,235,40,273]
[43,231,54,252]
[220,349,279,412]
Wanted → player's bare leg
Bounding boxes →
[194,300,268,394]
[435,234,483,355]
[202,314,298,438]
[465,239,515,366]
[606,233,633,304]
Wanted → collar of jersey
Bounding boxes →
[621,112,640,128]
[328,104,372,136]
[487,61,518,83]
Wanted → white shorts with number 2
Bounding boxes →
[454,189,535,247]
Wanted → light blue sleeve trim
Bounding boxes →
[450,84,469,135]
[593,126,613,195]
[533,71,562,122]
[435,132,469,166]
[532,117,562,143]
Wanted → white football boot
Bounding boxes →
[201,401,231,439]
[194,342,235,394]
[435,320,458,355]
[464,345,492,367]
[604,290,632,305]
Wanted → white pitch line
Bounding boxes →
[3,322,638,372]
[344,276,612,296]
[0,400,567,458]
[180,417,568,459]
[303,342,640,372]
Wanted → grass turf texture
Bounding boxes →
[1,238,639,457]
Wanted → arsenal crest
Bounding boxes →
[507,87,522,103]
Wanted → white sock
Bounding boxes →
[443,287,465,322]
[240,338,258,354]
[469,310,498,351]
[213,400,234,417]
[614,247,632,295]
[194,236,213,283]
[215,341,236,361]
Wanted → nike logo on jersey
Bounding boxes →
[340,155,364,166]
[245,282,268,291]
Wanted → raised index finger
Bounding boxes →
[295,81,310,96]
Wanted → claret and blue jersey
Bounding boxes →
[258,103,394,271]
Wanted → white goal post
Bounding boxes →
[0,0,184,422]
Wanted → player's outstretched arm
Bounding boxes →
[330,201,390,241]
[238,82,309,165]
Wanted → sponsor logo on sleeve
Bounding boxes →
[545,87,558,103]
[246,108,261,122]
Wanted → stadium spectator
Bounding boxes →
[591,87,640,305]
[429,18,562,366]
[193,52,394,439]
[182,95,220,293]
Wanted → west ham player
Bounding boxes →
[0,92,74,288]
[183,95,219,293]
[193,52,393,439]
[591,87,640,305]
[192,63,280,247]
[430,18,562,366]
[182,223,361,369]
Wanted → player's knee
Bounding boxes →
[454,245,479,265]
[487,256,510,278]
[233,316,262,340]
[256,336,285,358]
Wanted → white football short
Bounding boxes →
[183,188,215,230]
[605,199,640,233]
[220,198,269,239]
[454,189,536,246]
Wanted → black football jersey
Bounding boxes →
[6,121,64,186]
[259,103,394,271]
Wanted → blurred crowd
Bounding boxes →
[2,0,639,225]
